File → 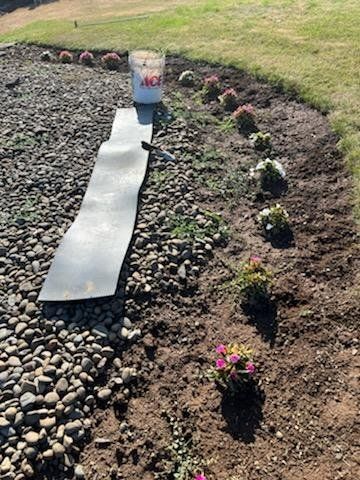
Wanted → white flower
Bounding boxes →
[266,223,273,230]
[178,70,195,85]
[255,158,285,178]
[259,207,270,217]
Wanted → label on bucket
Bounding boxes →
[132,72,163,104]
[140,74,162,88]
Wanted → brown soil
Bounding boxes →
[79,58,359,479]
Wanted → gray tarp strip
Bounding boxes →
[39,105,154,301]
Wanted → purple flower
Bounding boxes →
[215,344,227,355]
[246,361,256,375]
[250,255,261,263]
[229,354,240,364]
[195,475,207,480]
[79,50,94,66]
[216,358,226,369]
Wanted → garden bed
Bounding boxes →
[0,45,359,480]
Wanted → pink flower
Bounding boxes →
[216,358,226,369]
[195,475,207,480]
[232,104,254,119]
[222,87,237,96]
[101,52,121,70]
[250,255,261,263]
[204,74,219,86]
[246,361,256,375]
[59,50,73,63]
[215,344,227,355]
[229,354,240,364]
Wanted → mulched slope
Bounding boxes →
[0,45,359,480]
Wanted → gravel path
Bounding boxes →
[0,45,225,479]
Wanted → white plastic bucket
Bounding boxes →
[129,50,165,104]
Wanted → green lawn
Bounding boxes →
[1,0,359,214]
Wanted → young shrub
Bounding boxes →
[251,158,286,190]
[101,52,121,70]
[233,256,272,305]
[79,50,94,66]
[232,104,255,130]
[201,74,221,100]
[210,343,256,390]
[58,50,73,64]
[218,87,238,110]
[40,50,52,62]
[258,204,290,238]
[249,131,272,151]
[178,70,195,86]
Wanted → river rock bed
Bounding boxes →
[1,44,359,480]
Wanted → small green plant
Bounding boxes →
[178,70,195,87]
[5,133,37,151]
[249,131,272,151]
[209,342,256,391]
[170,93,216,126]
[251,158,286,189]
[101,52,121,70]
[193,148,223,178]
[150,170,172,182]
[169,211,228,241]
[227,256,272,304]
[258,204,290,237]
[232,104,255,130]
[171,92,192,120]
[155,413,201,480]
[14,198,40,224]
[217,117,236,133]
[218,87,238,110]
[58,50,73,64]
[222,167,250,200]
[1,197,41,226]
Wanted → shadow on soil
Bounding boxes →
[221,382,265,443]
[243,300,278,346]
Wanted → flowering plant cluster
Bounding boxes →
[258,204,290,237]
[232,104,255,130]
[40,50,52,62]
[79,50,94,66]
[179,70,195,86]
[210,343,256,389]
[202,74,221,99]
[218,87,238,110]
[235,256,272,303]
[249,131,272,151]
[101,52,121,70]
[58,50,73,64]
[251,158,286,189]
